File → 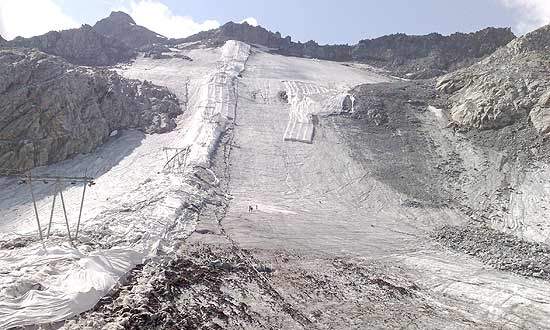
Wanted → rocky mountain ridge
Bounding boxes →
[353,27,515,79]
[6,24,136,66]
[2,11,515,80]
[0,48,182,170]
[176,21,515,78]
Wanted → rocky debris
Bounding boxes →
[7,24,135,66]
[177,21,514,78]
[64,242,484,329]
[0,48,182,170]
[348,80,447,123]
[63,244,297,330]
[432,225,550,280]
[437,24,550,135]
[354,28,515,79]
[141,44,193,60]
[93,11,167,49]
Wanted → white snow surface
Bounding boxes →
[0,40,250,329]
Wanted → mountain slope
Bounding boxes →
[93,11,167,49]
[7,24,135,66]
[0,48,181,169]
[437,24,550,134]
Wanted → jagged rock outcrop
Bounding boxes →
[353,28,516,79]
[0,48,182,170]
[0,35,5,45]
[176,21,514,78]
[7,24,135,66]
[437,24,550,134]
[93,11,167,49]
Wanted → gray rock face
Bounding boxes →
[7,24,136,66]
[177,22,514,78]
[0,35,5,45]
[437,25,550,134]
[0,48,181,170]
[93,11,167,49]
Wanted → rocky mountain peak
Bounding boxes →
[106,11,137,25]
[93,11,166,49]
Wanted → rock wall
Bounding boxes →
[437,25,550,134]
[7,24,136,66]
[0,48,182,170]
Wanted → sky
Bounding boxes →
[0,0,548,43]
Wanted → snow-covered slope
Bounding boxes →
[2,39,550,329]
[0,41,249,328]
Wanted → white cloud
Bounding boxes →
[121,0,220,38]
[498,0,550,34]
[239,17,258,27]
[0,0,79,40]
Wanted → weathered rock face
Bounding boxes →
[0,48,182,170]
[353,28,516,79]
[174,22,353,61]
[0,35,5,45]
[176,22,514,78]
[437,25,550,134]
[7,24,136,66]
[93,11,167,49]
